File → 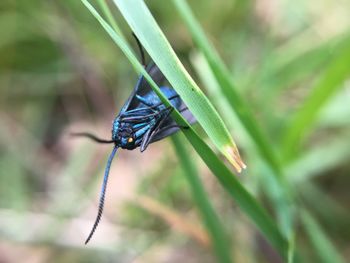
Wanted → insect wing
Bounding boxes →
[120,62,196,146]
[134,64,195,143]
[125,63,166,112]
[138,63,166,97]
[149,102,196,143]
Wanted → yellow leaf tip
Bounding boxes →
[224,145,247,174]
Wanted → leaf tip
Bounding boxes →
[223,145,246,173]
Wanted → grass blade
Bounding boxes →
[281,41,350,160]
[113,0,246,173]
[170,8,297,247]
[301,211,345,263]
[172,0,280,175]
[96,0,123,37]
[182,128,288,259]
[81,0,288,258]
[172,134,233,263]
[191,53,296,243]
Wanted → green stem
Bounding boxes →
[172,134,233,263]
[97,0,124,37]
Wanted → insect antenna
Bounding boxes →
[85,146,118,244]
[132,32,146,66]
[71,132,114,144]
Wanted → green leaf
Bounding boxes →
[172,134,233,263]
[80,0,288,258]
[171,0,279,175]
[113,0,246,173]
[281,41,350,160]
[171,2,295,256]
[301,211,345,263]
[96,0,123,37]
[181,128,288,259]
[286,131,350,183]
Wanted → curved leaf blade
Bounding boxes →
[113,0,246,173]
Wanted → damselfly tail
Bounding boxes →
[85,146,118,244]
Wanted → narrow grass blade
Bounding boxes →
[113,0,246,173]
[170,10,297,247]
[80,0,187,123]
[182,128,288,259]
[281,42,350,160]
[171,0,279,175]
[286,131,350,183]
[300,183,350,230]
[271,32,350,77]
[96,0,123,37]
[193,53,297,260]
[81,0,288,258]
[172,134,233,263]
[301,211,345,263]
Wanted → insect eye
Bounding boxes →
[127,137,134,143]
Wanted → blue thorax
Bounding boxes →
[111,86,181,150]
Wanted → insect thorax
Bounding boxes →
[112,118,138,150]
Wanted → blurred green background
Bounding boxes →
[1,0,350,262]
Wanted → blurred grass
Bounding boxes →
[301,210,345,263]
[83,0,287,258]
[1,0,350,262]
[171,0,295,249]
[172,134,232,263]
[281,40,350,160]
[172,0,281,176]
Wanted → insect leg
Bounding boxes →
[120,107,152,115]
[140,107,174,152]
[135,122,154,138]
[140,128,153,152]
[120,106,174,123]
[179,106,188,113]
[120,104,175,122]
[121,113,157,122]
[132,122,148,131]
[120,102,185,119]
[123,105,189,125]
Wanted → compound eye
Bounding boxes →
[127,137,134,143]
